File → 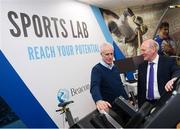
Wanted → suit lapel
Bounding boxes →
[142,61,148,89]
[157,56,163,85]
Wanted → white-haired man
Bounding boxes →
[138,39,180,108]
[90,42,128,111]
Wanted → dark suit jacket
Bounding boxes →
[137,56,180,107]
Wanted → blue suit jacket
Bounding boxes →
[137,56,180,107]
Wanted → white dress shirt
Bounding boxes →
[100,60,114,70]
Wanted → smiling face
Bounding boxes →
[159,26,169,39]
[100,43,114,65]
[158,22,169,39]
[140,39,158,62]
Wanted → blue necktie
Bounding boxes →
[148,62,154,100]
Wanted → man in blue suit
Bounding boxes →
[137,39,180,108]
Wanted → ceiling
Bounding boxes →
[77,0,169,10]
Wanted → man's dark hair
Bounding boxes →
[159,21,169,29]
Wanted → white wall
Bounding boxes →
[0,0,109,128]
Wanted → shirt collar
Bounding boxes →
[100,60,114,70]
[149,54,159,64]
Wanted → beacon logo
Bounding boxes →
[57,89,70,103]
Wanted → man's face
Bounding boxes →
[101,48,114,65]
[159,26,169,39]
[140,43,154,61]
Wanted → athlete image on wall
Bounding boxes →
[100,8,148,57]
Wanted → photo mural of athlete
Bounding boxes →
[101,8,148,57]
[154,21,177,56]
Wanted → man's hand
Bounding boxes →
[165,77,177,92]
[162,41,176,55]
[162,42,172,52]
[96,100,112,111]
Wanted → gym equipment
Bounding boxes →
[56,101,76,127]
[63,77,180,128]
[142,77,180,128]
[126,76,180,128]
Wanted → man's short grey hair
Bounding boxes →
[147,39,159,51]
[100,42,114,53]
[153,40,159,51]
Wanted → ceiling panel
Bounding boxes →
[77,0,169,10]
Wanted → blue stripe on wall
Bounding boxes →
[90,6,125,60]
[90,6,113,44]
[0,50,57,128]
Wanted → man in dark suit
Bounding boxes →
[137,39,180,108]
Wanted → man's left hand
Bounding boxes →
[165,77,177,92]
